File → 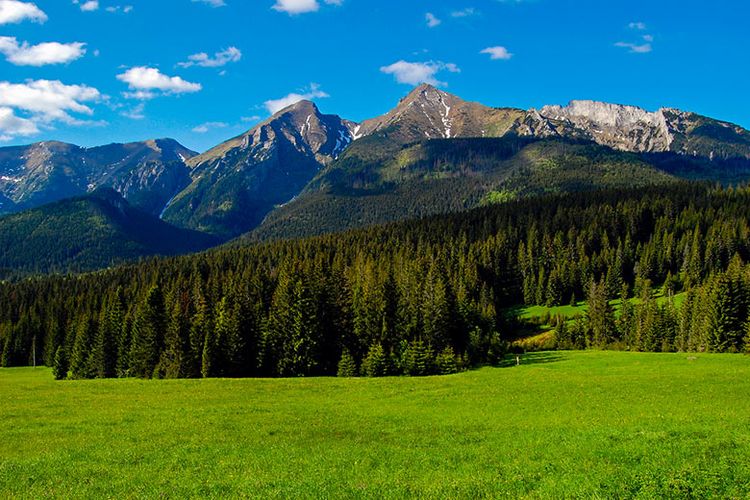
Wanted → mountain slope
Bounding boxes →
[250,85,750,240]
[0,138,196,216]
[161,100,354,238]
[0,189,219,277]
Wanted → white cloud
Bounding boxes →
[72,0,99,11]
[120,102,145,120]
[0,0,47,24]
[617,23,654,54]
[380,60,460,87]
[480,46,513,60]
[192,121,228,133]
[178,47,242,68]
[272,0,342,15]
[193,0,225,6]
[122,90,156,100]
[0,79,101,139]
[105,5,133,13]
[241,115,261,122]
[117,67,202,97]
[615,41,652,54]
[0,106,38,139]
[0,37,86,66]
[425,12,440,28]
[264,83,329,114]
[451,8,476,17]
[0,80,100,121]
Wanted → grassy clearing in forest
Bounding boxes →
[1,350,749,498]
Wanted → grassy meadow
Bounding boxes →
[1,351,749,498]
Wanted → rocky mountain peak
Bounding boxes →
[540,100,668,130]
[527,100,674,153]
[357,84,467,140]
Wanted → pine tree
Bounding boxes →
[554,315,570,349]
[586,280,616,348]
[362,342,387,377]
[201,325,220,378]
[188,288,212,378]
[161,298,190,379]
[217,296,244,377]
[705,274,742,352]
[435,346,458,374]
[337,349,358,377]
[287,280,320,376]
[403,340,434,376]
[92,298,119,378]
[129,286,167,378]
[70,317,95,379]
[421,265,450,351]
[53,346,68,380]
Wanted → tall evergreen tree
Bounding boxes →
[337,349,358,377]
[129,286,167,378]
[52,346,68,380]
[586,280,616,348]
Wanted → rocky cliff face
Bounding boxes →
[516,100,750,159]
[533,100,673,153]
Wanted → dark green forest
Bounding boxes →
[0,189,219,278]
[2,182,750,379]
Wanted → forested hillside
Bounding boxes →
[0,189,220,277]
[2,183,750,378]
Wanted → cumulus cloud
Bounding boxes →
[480,46,513,60]
[272,0,342,15]
[0,0,47,24]
[192,0,225,6]
[0,80,100,121]
[117,67,202,97]
[380,60,460,87]
[178,47,242,68]
[0,37,86,66]
[264,83,328,114]
[0,106,38,140]
[72,0,99,11]
[628,21,646,30]
[192,121,228,133]
[425,12,440,28]
[0,79,101,139]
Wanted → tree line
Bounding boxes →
[1,182,750,379]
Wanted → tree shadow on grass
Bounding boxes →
[497,351,565,368]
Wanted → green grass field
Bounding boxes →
[2,351,749,498]
[518,291,688,323]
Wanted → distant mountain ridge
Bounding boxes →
[250,84,750,240]
[3,83,750,244]
[0,138,197,217]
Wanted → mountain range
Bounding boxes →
[2,83,750,272]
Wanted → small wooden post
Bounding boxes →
[32,335,36,368]
[515,355,520,366]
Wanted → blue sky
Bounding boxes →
[0,0,748,152]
